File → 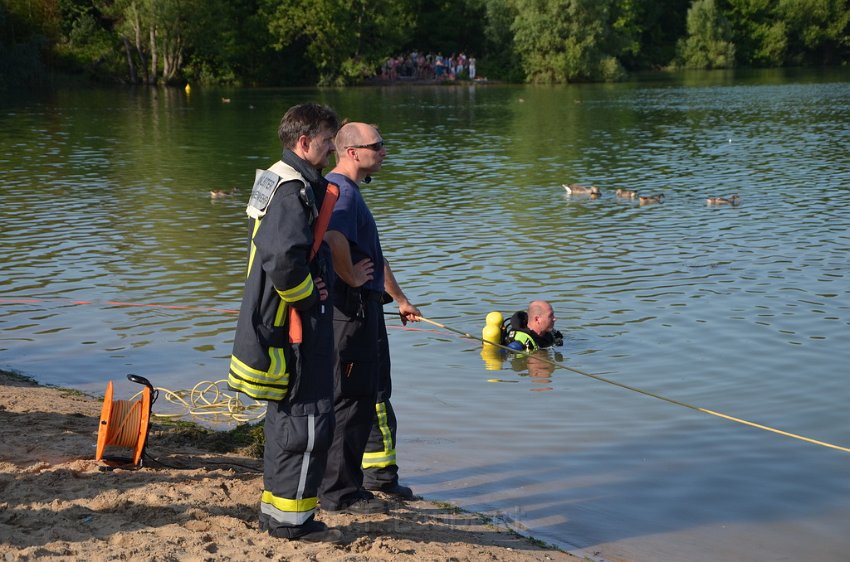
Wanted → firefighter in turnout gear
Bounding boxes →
[227,103,342,544]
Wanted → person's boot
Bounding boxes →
[372,483,416,501]
[322,490,389,514]
[266,518,344,544]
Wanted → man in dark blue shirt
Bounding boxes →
[319,122,420,514]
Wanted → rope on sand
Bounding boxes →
[132,380,266,424]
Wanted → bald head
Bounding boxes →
[527,300,555,335]
[334,122,375,154]
[330,122,385,182]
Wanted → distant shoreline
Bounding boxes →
[359,76,501,87]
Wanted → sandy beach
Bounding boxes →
[0,369,580,561]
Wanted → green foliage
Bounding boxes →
[54,10,124,79]
[181,0,251,84]
[0,2,49,87]
[338,58,377,85]
[756,21,789,65]
[726,0,785,65]
[512,0,625,83]
[675,0,736,68]
[153,420,265,457]
[406,0,487,55]
[608,0,643,63]
[1,0,848,87]
[632,0,692,69]
[2,0,64,43]
[263,0,415,85]
[718,0,849,67]
[598,54,627,80]
[777,0,850,64]
[92,0,205,83]
[481,0,523,80]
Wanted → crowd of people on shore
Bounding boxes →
[379,51,477,81]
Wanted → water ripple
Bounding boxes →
[3,77,850,562]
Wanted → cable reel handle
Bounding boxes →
[127,374,157,404]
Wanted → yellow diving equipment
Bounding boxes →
[482,311,503,345]
[480,346,504,370]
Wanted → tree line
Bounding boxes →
[2,0,848,89]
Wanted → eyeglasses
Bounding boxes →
[346,140,384,151]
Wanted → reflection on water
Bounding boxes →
[2,69,850,562]
[481,346,561,392]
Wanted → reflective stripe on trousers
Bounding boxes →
[362,401,396,469]
[262,411,320,526]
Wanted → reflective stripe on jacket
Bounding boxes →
[228,160,318,401]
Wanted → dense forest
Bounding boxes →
[1,0,848,88]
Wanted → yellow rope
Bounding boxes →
[131,379,266,424]
[415,315,850,455]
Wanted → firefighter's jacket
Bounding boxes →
[227,151,335,413]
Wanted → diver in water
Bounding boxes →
[504,300,563,352]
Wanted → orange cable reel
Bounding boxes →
[95,374,156,468]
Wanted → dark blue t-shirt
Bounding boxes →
[325,172,385,292]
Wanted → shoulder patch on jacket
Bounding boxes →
[246,169,282,219]
[246,161,307,220]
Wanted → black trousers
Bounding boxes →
[259,399,333,534]
[362,399,400,489]
[319,394,375,508]
[363,313,400,489]
[319,296,379,509]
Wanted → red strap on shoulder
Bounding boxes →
[310,182,339,260]
[289,182,340,344]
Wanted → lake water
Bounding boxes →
[2,69,850,561]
